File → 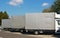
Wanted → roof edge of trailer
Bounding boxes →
[25,12,57,14]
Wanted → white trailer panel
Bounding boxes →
[25,13,55,30]
[11,16,25,28]
[2,19,11,28]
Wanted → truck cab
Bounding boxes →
[55,14,60,33]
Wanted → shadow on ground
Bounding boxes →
[21,32,60,38]
[10,31,60,38]
[52,34,60,38]
[21,32,54,35]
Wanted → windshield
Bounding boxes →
[57,20,60,25]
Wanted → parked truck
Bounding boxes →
[25,12,60,34]
[2,12,60,34]
[2,16,25,32]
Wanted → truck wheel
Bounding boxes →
[39,31,43,33]
[25,30,28,32]
[21,30,23,32]
[34,31,39,35]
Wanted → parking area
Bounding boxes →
[0,30,60,38]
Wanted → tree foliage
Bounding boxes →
[52,0,60,14]
[43,0,60,14]
[0,11,9,25]
[43,8,51,12]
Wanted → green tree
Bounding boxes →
[43,8,51,12]
[51,0,60,14]
[0,11,3,25]
[3,11,9,19]
[43,0,60,14]
[0,11,9,25]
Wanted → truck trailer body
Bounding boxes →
[2,16,25,32]
[25,13,60,34]
[11,16,25,28]
[10,16,25,31]
[25,13,55,30]
[2,19,11,30]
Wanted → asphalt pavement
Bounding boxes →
[0,30,60,38]
[0,30,37,38]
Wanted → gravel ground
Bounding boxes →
[0,30,60,38]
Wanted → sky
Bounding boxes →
[0,0,55,16]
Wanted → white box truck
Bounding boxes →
[2,16,25,32]
[25,12,60,34]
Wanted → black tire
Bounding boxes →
[34,31,39,35]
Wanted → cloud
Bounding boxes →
[42,3,48,6]
[9,0,23,6]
